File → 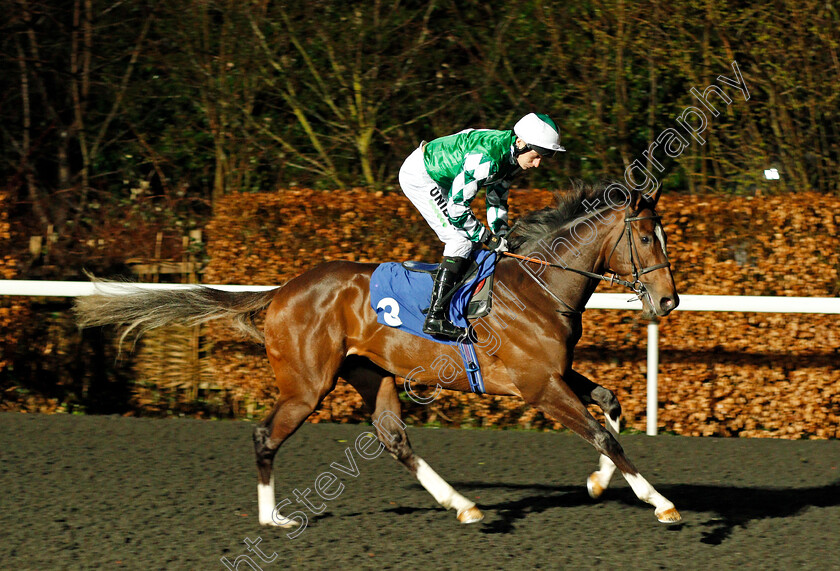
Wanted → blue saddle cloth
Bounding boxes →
[369,251,497,345]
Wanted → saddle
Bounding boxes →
[368,250,497,346]
[368,251,496,391]
[401,259,495,319]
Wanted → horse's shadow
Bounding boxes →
[391,480,840,544]
[660,480,840,544]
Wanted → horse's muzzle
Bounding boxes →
[657,293,679,316]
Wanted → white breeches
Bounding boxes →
[398,145,474,258]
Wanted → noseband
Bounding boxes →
[503,210,671,313]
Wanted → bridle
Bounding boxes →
[605,211,671,291]
[503,208,671,314]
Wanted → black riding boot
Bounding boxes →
[423,256,469,341]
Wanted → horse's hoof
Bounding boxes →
[655,507,682,524]
[263,515,302,528]
[587,473,604,499]
[457,506,485,524]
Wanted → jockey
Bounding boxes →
[399,112,565,341]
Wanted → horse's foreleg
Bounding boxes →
[566,369,621,499]
[531,377,681,524]
[343,362,483,524]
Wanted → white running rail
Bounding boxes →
[3,280,839,435]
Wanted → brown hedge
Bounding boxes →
[0,190,30,377]
[202,188,840,439]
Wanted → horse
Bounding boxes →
[74,181,682,527]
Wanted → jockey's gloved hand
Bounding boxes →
[495,224,510,237]
[484,235,509,253]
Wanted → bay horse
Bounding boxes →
[74,181,682,527]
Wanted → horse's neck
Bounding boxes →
[502,217,616,312]
[552,238,604,311]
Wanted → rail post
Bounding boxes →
[646,319,660,436]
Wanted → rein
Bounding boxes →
[503,251,640,291]
[501,213,670,314]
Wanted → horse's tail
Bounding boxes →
[73,276,280,347]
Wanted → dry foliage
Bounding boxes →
[0,190,31,376]
[198,189,840,438]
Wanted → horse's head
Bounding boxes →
[507,182,679,318]
[603,187,679,318]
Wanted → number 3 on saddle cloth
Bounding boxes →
[369,250,497,394]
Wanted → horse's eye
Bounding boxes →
[640,236,651,244]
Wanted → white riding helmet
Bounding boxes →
[513,113,565,156]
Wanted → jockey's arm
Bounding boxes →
[445,153,499,244]
[485,181,511,236]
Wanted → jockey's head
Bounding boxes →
[513,113,565,170]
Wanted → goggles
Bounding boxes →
[525,143,559,158]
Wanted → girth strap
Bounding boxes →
[458,342,485,394]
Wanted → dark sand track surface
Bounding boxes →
[1,413,839,569]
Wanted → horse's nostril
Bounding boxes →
[660,297,674,312]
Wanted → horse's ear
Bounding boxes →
[644,185,663,206]
[629,187,644,212]
[629,185,661,212]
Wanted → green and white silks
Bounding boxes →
[398,129,519,257]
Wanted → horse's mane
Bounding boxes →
[508,180,624,254]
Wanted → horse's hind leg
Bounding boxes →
[530,376,681,523]
[566,369,621,499]
[341,358,484,524]
[253,396,319,527]
[254,352,341,527]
